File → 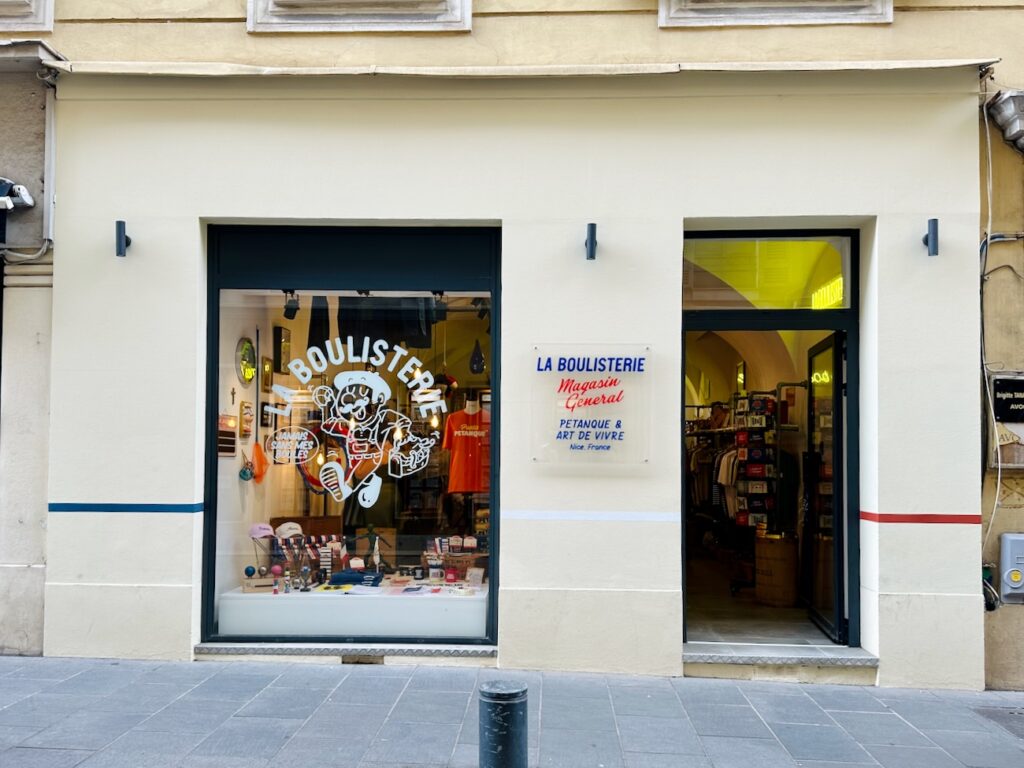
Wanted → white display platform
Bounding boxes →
[218,584,488,637]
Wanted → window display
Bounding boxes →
[213,289,494,640]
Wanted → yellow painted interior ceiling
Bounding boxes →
[683,239,843,309]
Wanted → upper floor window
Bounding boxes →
[0,0,52,31]
[659,0,891,28]
[248,0,471,33]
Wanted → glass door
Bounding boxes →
[804,334,846,642]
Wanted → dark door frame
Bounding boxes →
[805,332,848,643]
[681,228,860,647]
[203,224,502,646]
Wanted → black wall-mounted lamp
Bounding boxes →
[115,221,132,257]
[585,223,597,260]
[922,218,939,257]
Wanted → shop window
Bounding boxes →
[0,0,52,31]
[213,288,493,640]
[683,236,851,310]
[247,0,471,32]
[659,0,890,28]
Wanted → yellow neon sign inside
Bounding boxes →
[811,276,844,310]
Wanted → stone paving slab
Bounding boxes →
[0,656,1022,767]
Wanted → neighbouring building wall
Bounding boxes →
[0,0,1014,684]
[19,1,1024,72]
[981,120,1024,690]
[0,284,51,655]
[0,74,46,249]
[0,70,50,656]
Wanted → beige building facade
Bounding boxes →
[1,1,1022,691]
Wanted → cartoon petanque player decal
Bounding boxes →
[313,370,439,508]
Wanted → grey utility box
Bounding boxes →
[1000,533,1024,603]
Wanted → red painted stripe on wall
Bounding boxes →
[860,511,982,524]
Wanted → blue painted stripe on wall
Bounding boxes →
[48,503,204,513]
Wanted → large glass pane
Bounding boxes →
[214,289,493,639]
[683,236,850,310]
[684,329,833,644]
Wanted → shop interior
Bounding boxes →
[214,289,493,639]
[684,329,836,644]
[683,236,849,646]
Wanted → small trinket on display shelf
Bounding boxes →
[319,546,332,578]
[335,537,350,570]
[371,537,381,571]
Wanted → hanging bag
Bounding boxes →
[239,450,255,481]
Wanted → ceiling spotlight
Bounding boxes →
[283,290,299,320]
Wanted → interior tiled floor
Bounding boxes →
[686,555,833,644]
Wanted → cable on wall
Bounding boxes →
[1,239,51,264]
[979,71,1024,562]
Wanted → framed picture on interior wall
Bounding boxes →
[217,413,237,457]
[261,356,273,393]
[239,401,254,439]
[273,326,291,374]
[260,403,274,429]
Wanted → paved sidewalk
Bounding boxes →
[1,657,1023,768]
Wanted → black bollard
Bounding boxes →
[479,680,528,768]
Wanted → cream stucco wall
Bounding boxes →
[0,286,51,655]
[42,70,983,685]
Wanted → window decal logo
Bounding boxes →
[262,336,444,508]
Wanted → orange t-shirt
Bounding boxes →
[443,409,491,494]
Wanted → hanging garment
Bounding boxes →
[307,295,331,350]
[443,409,491,494]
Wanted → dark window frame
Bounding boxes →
[681,228,860,647]
[203,224,502,646]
